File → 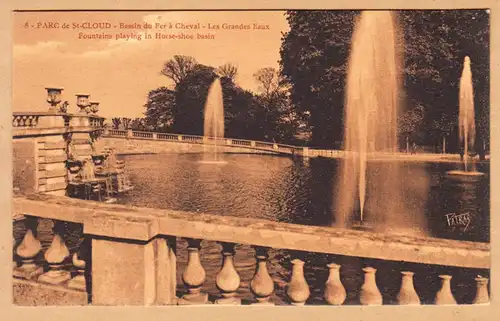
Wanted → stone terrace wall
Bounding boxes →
[96,137,279,155]
[12,138,38,194]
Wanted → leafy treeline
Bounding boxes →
[133,10,488,151]
[280,10,489,151]
[138,56,302,144]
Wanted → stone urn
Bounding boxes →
[66,159,83,174]
[92,154,106,166]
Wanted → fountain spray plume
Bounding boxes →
[459,56,476,172]
[335,11,427,234]
[203,77,225,160]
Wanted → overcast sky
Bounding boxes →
[13,11,290,118]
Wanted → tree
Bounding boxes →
[280,10,359,148]
[253,67,283,97]
[121,117,132,130]
[217,63,238,81]
[171,64,218,135]
[398,103,425,151]
[144,86,176,132]
[280,10,489,150]
[160,55,198,86]
[130,118,148,131]
[111,117,121,129]
[252,67,300,142]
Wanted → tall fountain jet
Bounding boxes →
[459,56,476,172]
[335,11,428,234]
[446,56,485,181]
[203,78,225,162]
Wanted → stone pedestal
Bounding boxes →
[37,114,65,128]
[37,135,68,196]
[90,236,176,305]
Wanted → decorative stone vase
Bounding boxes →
[66,159,83,174]
[92,155,105,166]
[435,275,457,305]
[286,259,310,305]
[75,94,90,114]
[250,250,274,305]
[324,263,346,305]
[89,101,100,114]
[472,276,489,304]
[359,267,383,305]
[45,87,63,113]
[215,243,241,304]
[396,271,421,305]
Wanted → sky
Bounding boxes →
[13,11,290,118]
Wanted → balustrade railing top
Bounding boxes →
[14,193,489,269]
[12,112,105,138]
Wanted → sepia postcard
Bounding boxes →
[1,1,499,321]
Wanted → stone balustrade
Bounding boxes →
[12,193,490,306]
[101,129,472,162]
[102,129,309,156]
[13,112,105,138]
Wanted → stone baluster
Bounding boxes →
[178,239,208,305]
[215,242,241,305]
[67,252,87,291]
[359,267,383,305]
[38,220,71,284]
[396,271,421,305]
[13,216,43,279]
[472,276,489,304]
[434,275,457,305]
[286,258,310,306]
[250,247,275,305]
[324,263,346,305]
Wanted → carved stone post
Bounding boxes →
[286,258,310,306]
[250,247,274,305]
[324,263,346,305]
[13,216,43,279]
[178,239,208,305]
[359,267,383,305]
[396,271,420,305]
[434,275,457,305]
[472,276,489,304]
[215,242,241,305]
[38,220,71,284]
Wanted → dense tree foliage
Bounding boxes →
[143,56,300,142]
[280,10,489,151]
[140,11,489,150]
